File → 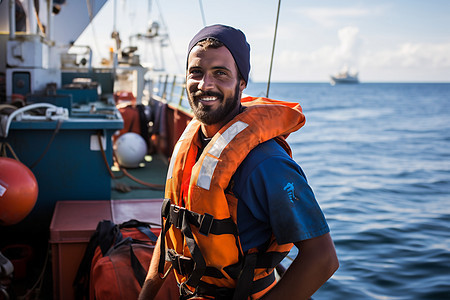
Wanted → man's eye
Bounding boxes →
[188,70,202,77]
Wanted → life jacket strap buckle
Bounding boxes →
[179,282,195,299]
[167,249,194,276]
[170,205,186,229]
[199,213,214,236]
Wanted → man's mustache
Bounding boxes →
[191,91,223,99]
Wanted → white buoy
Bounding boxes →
[114,132,148,168]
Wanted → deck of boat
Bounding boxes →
[2,89,189,299]
[2,154,169,299]
[110,153,168,201]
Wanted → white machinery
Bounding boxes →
[0,0,108,101]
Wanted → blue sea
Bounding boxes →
[245,82,450,299]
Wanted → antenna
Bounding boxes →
[198,0,207,27]
[266,0,281,98]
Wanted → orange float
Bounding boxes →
[0,157,38,226]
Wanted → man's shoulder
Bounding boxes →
[235,139,294,181]
[248,138,290,161]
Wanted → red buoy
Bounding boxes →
[0,157,38,226]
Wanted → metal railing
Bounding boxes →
[149,73,190,111]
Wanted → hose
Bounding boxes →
[0,103,67,138]
[97,131,165,191]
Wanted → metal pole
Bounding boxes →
[28,0,37,34]
[198,0,207,27]
[9,0,16,39]
[47,0,53,41]
[266,0,281,98]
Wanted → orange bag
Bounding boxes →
[74,220,178,300]
[91,238,152,300]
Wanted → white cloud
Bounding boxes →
[298,7,370,27]
[336,26,362,68]
[265,26,361,74]
[251,28,450,82]
[362,42,450,69]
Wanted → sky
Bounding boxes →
[75,0,450,83]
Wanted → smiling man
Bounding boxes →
[186,34,246,136]
[139,24,338,300]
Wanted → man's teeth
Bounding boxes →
[200,97,217,102]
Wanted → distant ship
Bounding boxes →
[330,69,359,85]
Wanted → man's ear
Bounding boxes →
[239,79,247,93]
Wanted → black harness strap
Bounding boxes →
[197,281,235,300]
[250,271,276,295]
[180,207,206,289]
[232,252,258,300]
[161,200,242,298]
[167,249,226,279]
[169,204,237,236]
[167,249,193,276]
[194,271,275,300]
[255,251,290,269]
[232,252,280,300]
[158,198,172,276]
[161,200,284,299]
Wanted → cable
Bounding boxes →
[121,167,165,191]
[0,104,18,112]
[97,131,165,191]
[0,142,20,161]
[98,130,117,179]
[266,0,282,98]
[30,119,63,170]
[33,4,45,36]
[85,0,102,63]
[198,0,207,27]
[1,105,66,168]
[0,103,66,138]
[154,0,183,73]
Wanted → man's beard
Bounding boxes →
[188,83,240,125]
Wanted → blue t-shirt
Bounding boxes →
[232,139,330,252]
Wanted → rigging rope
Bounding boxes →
[266,0,282,98]
[198,0,207,27]
[33,5,45,36]
[86,0,102,59]
[97,131,165,191]
[154,0,183,73]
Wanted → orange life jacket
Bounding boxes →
[159,96,306,299]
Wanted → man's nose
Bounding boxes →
[198,73,214,90]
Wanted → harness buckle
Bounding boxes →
[179,282,195,299]
[199,213,214,236]
[170,205,186,229]
[167,249,194,276]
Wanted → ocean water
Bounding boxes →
[245,82,450,299]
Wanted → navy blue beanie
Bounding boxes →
[187,24,251,83]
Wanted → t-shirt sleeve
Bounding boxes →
[234,142,329,248]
